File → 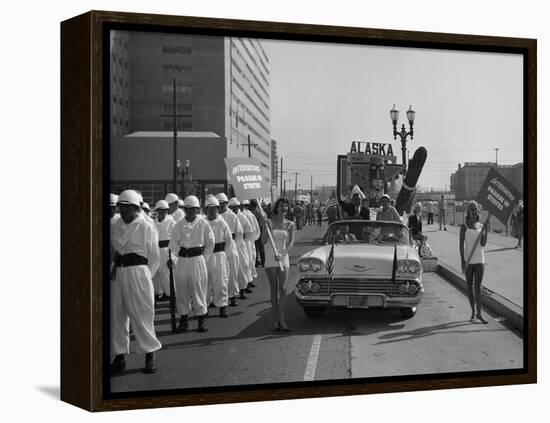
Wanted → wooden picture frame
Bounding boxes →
[61,10,536,411]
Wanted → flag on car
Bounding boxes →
[391,245,397,283]
[326,242,335,279]
[322,197,343,220]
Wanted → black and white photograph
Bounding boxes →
[107,27,527,396]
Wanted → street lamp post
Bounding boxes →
[390,104,416,176]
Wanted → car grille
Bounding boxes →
[306,279,418,297]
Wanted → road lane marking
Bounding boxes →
[303,335,322,381]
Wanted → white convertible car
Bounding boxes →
[295,220,423,319]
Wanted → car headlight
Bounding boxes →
[398,283,409,295]
[397,260,420,275]
[310,260,322,272]
[299,281,311,293]
[408,262,420,273]
[408,284,419,295]
[299,258,323,272]
[310,282,320,293]
[298,261,311,272]
[397,261,409,273]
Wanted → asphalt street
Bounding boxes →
[110,223,523,393]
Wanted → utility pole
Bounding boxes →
[238,133,257,158]
[280,157,283,192]
[310,174,313,204]
[495,148,499,169]
[293,172,300,203]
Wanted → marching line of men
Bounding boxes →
[109,190,261,375]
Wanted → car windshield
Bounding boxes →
[324,221,410,245]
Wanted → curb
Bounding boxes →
[436,262,523,335]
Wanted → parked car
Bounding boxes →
[295,220,423,319]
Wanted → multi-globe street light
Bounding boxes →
[390,104,416,175]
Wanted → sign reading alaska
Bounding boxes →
[349,141,396,158]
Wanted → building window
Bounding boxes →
[162,46,192,55]
[163,65,192,74]
[162,103,192,117]
[162,83,193,93]
[162,121,193,131]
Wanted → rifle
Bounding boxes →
[168,249,177,333]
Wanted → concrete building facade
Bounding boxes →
[109,30,271,205]
[450,162,523,201]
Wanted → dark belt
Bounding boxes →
[158,240,169,248]
[115,253,148,268]
[213,242,226,253]
[178,246,204,258]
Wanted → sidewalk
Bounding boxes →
[424,222,524,309]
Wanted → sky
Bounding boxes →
[261,39,524,191]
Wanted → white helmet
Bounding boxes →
[183,195,200,208]
[165,193,179,205]
[141,202,150,211]
[109,193,119,206]
[228,197,240,207]
[205,196,220,208]
[241,199,250,206]
[155,200,169,210]
[178,199,184,207]
[216,193,229,203]
[117,190,141,207]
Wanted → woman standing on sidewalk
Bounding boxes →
[261,197,295,332]
[459,200,489,324]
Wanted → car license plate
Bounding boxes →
[347,295,383,308]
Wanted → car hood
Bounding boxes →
[301,244,418,277]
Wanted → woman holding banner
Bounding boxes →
[261,197,295,332]
[459,200,489,324]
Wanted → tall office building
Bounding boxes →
[109,30,271,204]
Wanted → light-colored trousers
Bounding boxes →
[110,265,162,358]
[174,255,208,317]
[207,251,230,307]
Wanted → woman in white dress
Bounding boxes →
[261,197,295,332]
[459,201,489,324]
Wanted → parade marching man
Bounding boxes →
[228,197,252,300]
[165,193,185,223]
[169,195,215,333]
[204,195,233,318]
[241,199,261,290]
[217,193,243,307]
[110,193,120,223]
[142,202,151,217]
[152,200,177,301]
[110,189,161,374]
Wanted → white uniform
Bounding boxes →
[110,213,161,358]
[170,208,185,223]
[153,214,177,296]
[220,209,243,299]
[111,213,120,224]
[169,216,215,317]
[235,210,253,285]
[206,216,233,307]
[243,209,261,279]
